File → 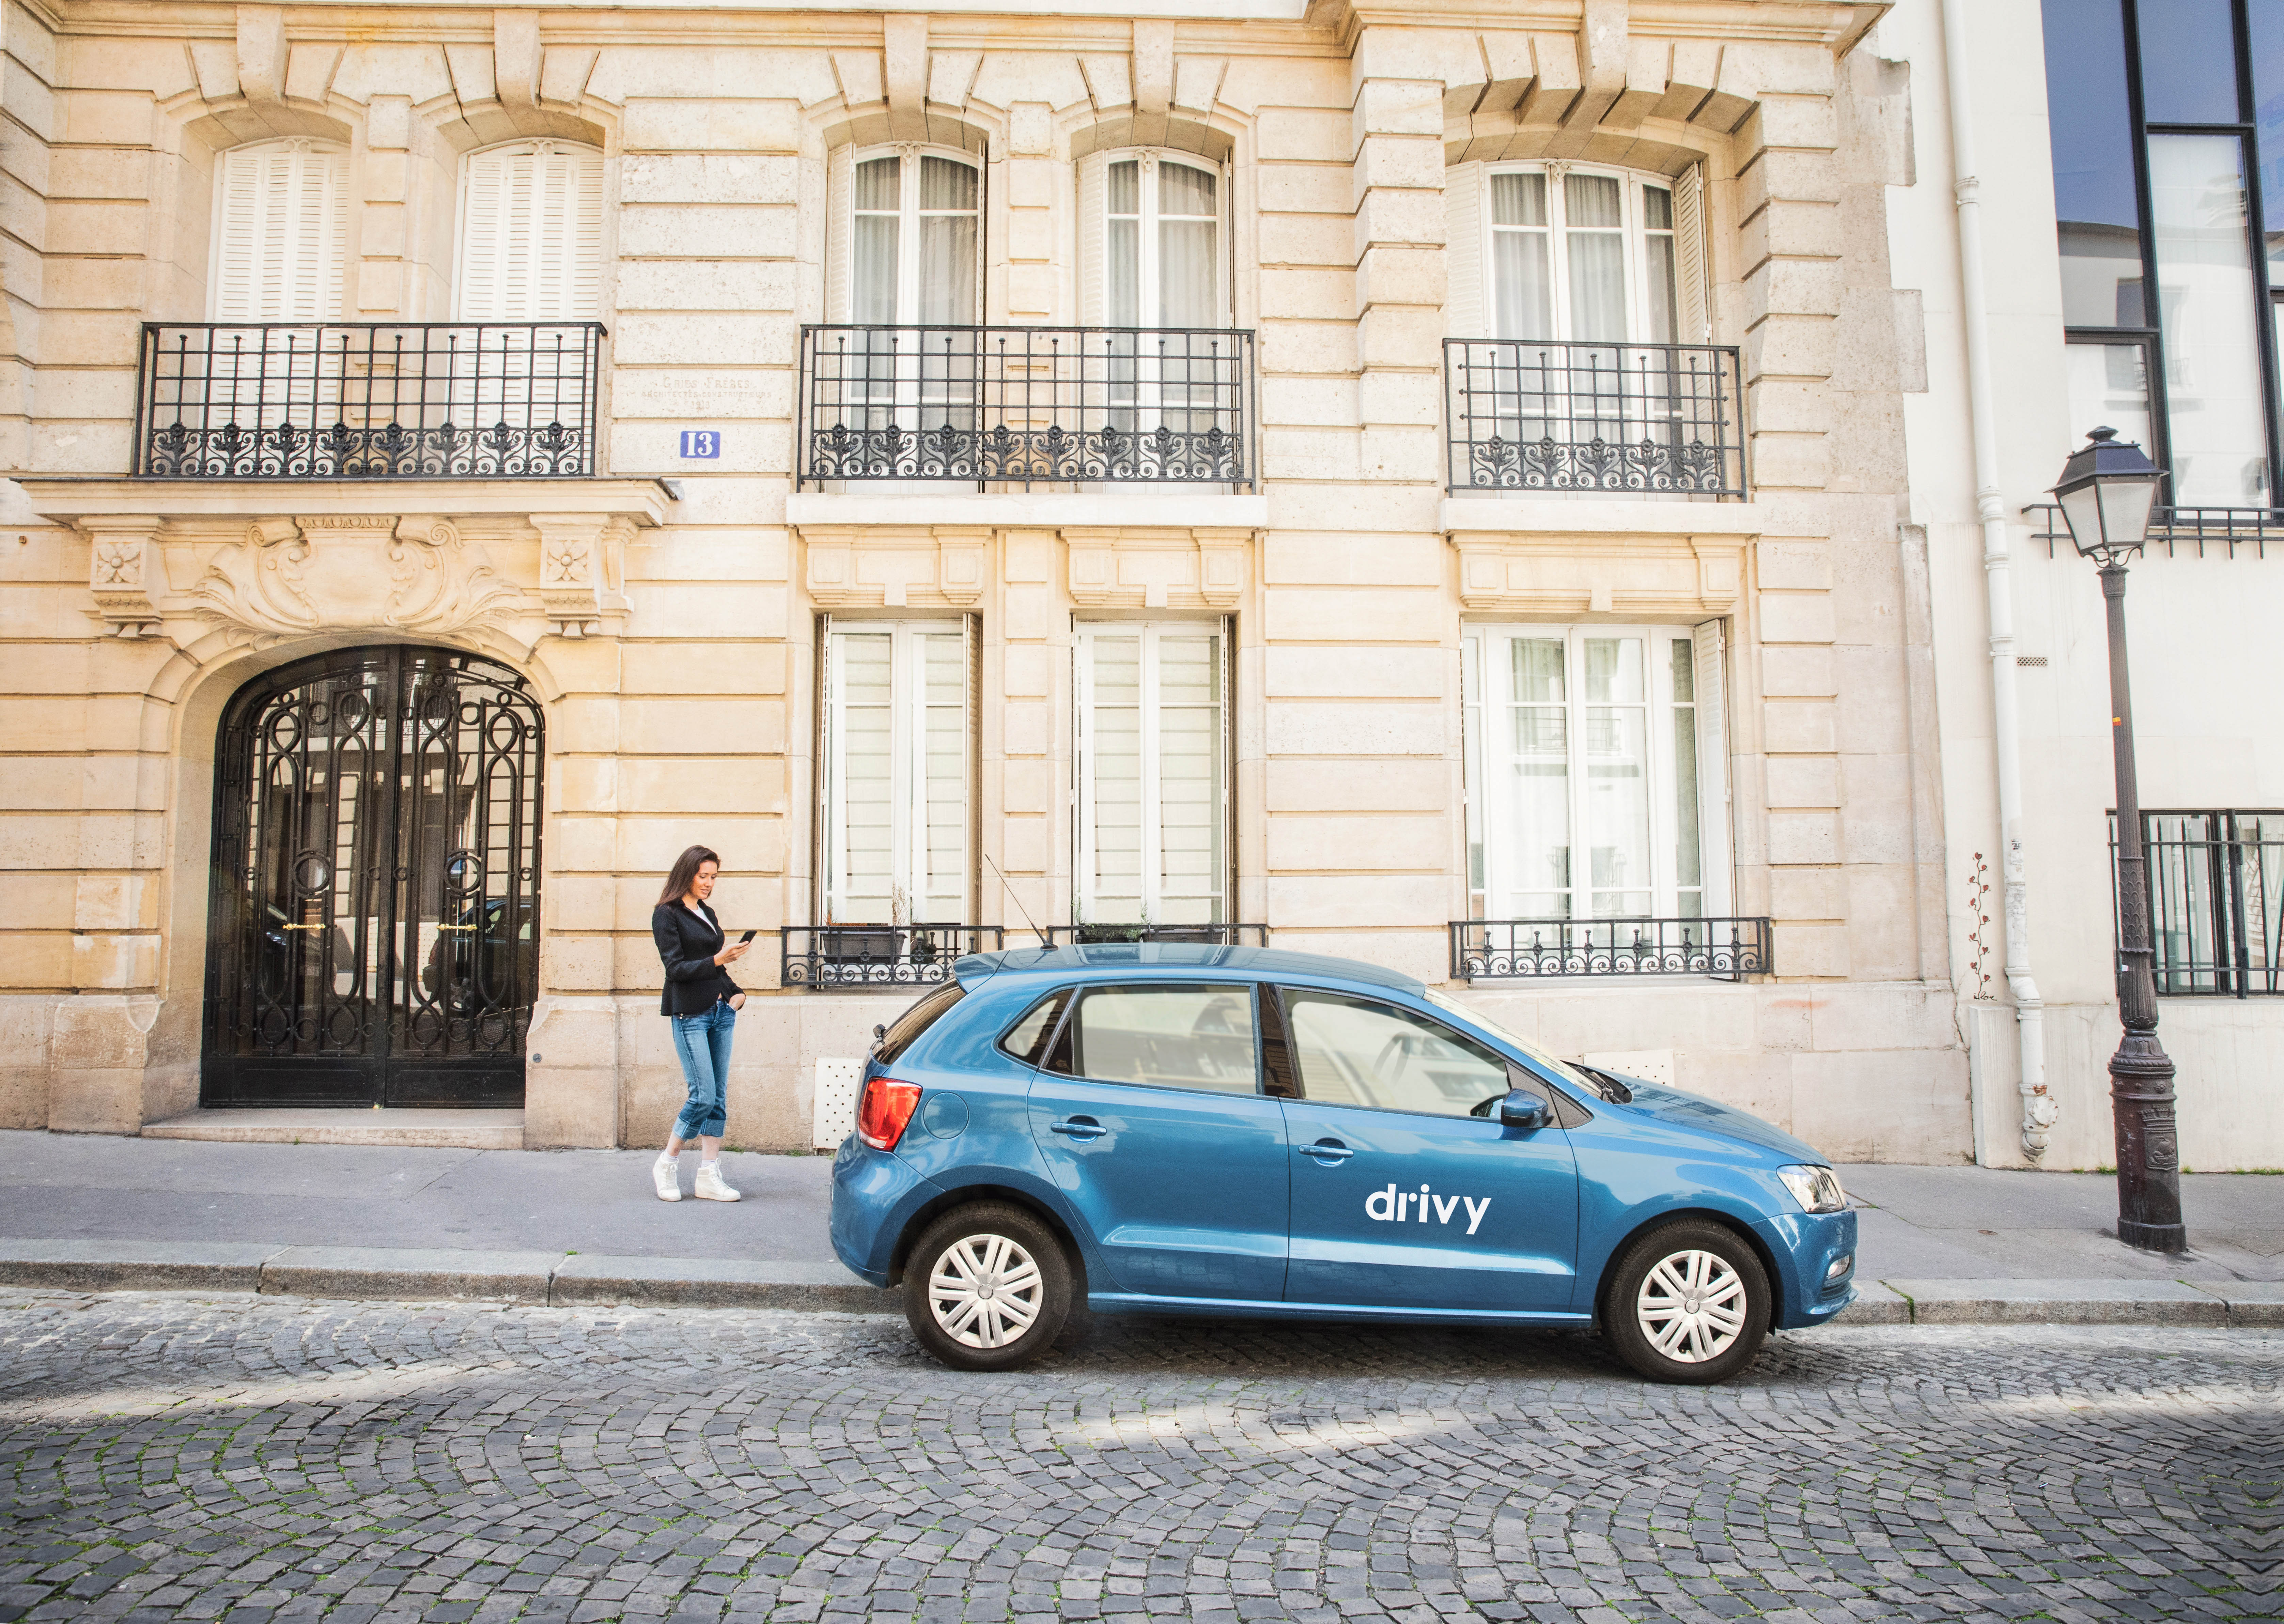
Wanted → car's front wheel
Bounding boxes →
[903,1203,1072,1371]
[1601,1220,1771,1385]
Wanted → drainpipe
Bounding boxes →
[1940,0,2054,1160]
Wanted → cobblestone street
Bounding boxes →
[0,1292,2269,1624]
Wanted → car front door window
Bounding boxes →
[1281,990,1510,1117]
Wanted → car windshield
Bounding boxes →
[1420,990,1599,1094]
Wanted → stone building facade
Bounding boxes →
[0,0,1977,1160]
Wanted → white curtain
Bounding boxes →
[917,156,977,327]
[1107,160,1141,325]
[851,156,900,325]
[1157,161,1218,328]
[1564,173,1628,343]
[1490,172,1551,341]
[826,622,971,925]
[1643,185,1678,344]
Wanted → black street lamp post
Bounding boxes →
[2049,427,2186,1252]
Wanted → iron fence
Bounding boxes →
[1038,924,1268,947]
[2110,811,2283,996]
[136,322,604,479]
[797,324,1255,489]
[782,925,1004,991]
[1444,339,1746,498]
[1452,917,1773,982]
[2022,501,2284,558]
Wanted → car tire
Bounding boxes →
[1600,1220,1772,1385]
[903,1202,1072,1372]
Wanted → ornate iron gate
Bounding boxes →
[202,646,543,1107]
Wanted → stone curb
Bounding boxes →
[0,1239,895,1311]
[0,1243,2271,1325]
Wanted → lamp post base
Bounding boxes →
[2109,1032,2185,1254]
[2116,1218,2187,1252]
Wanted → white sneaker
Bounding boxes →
[694,1163,741,1202]
[653,1156,682,1202]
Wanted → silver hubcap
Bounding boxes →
[1636,1249,1748,1364]
[928,1233,1044,1350]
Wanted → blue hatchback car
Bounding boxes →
[830,944,1857,1383]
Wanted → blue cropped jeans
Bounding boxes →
[669,999,736,1141]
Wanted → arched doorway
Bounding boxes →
[202,646,544,1108]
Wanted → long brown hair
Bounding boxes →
[658,845,721,907]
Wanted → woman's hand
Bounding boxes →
[713,940,750,967]
[728,992,747,1010]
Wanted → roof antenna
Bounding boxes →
[984,853,1050,946]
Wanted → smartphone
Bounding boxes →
[738,929,758,944]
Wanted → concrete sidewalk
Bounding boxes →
[0,1130,2274,1323]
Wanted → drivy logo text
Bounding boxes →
[1366,1184,1490,1235]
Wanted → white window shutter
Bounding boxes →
[458,142,604,320]
[1674,162,1709,344]
[1078,632,1146,923]
[915,627,971,921]
[1077,152,1106,326]
[1691,617,1731,914]
[829,630,897,923]
[825,143,854,324]
[1151,629,1225,925]
[1443,160,1485,341]
[212,141,347,321]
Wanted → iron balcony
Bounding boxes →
[797,324,1256,490]
[1444,338,1748,499]
[1452,917,1774,983]
[136,322,604,480]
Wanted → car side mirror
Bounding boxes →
[1498,1088,1550,1131]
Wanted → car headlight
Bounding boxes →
[1778,1164,1848,1214]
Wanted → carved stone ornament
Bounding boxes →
[531,513,635,638]
[1451,532,1744,617]
[190,514,522,643]
[804,525,990,610]
[82,515,165,638]
[1065,527,1252,610]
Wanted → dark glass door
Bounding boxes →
[202,646,543,1107]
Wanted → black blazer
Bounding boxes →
[653,899,742,1016]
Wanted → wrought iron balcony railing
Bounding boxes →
[783,925,1004,990]
[1444,339,1746,498]
[1452,917,1772,982]
[2024,501,2284,558]
[136,322,604,480]
[2111,811,2283,997]
[798,324,1255,490]
[1039,924,1268,947]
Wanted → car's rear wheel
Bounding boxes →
[1601,1220,1771,1385]
[903,1203,1072,1371]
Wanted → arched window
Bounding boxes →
[1445,161,1706,345]
[826,146,981,325]
[1078,151,1227,329]
[456,141,606,320]
[210,139,351,320]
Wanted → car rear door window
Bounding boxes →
[1279,988,1510,1118]
[1066,984,1259,1093]
[999,987,1072,1065]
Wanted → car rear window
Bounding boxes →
[874,982,965,1063]
[1058,983,1259,1094]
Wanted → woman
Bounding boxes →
[651,845,750,1202]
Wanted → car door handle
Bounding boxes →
[1298,1139,1353,1163]
[1050,1116,1107,1140]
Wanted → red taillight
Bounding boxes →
[857,1076,923,1150]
